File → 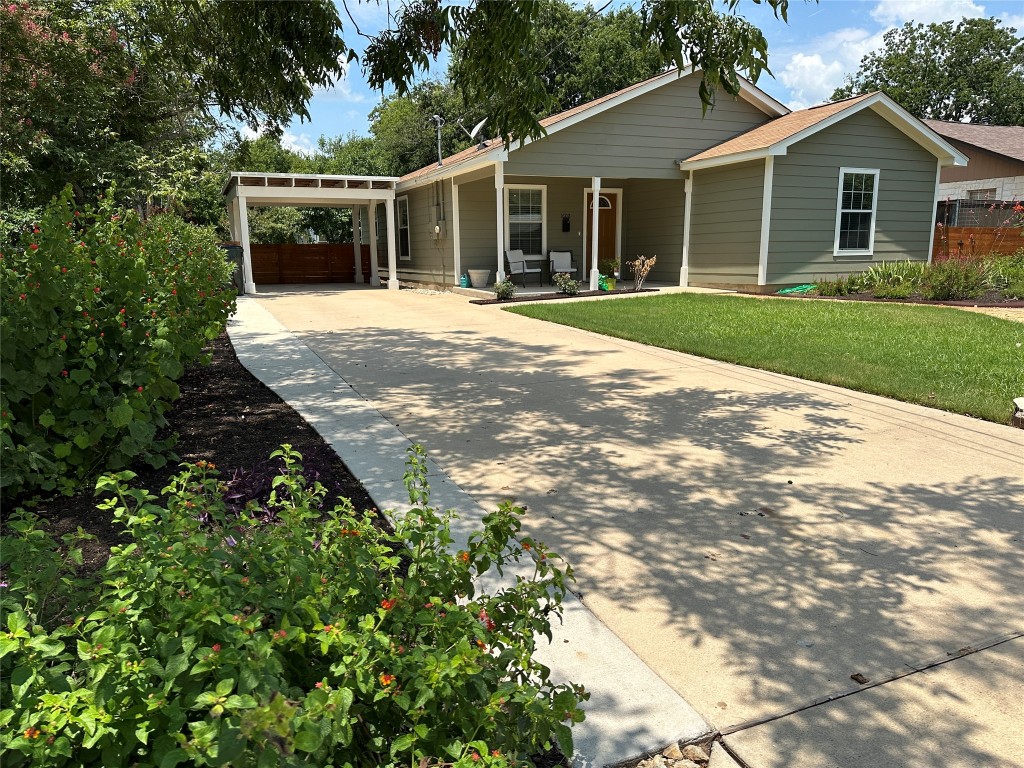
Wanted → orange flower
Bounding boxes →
[458,551,470,563]
[379,673,395,686]
[381,598,396,611]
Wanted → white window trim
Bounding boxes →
[396,195,411,261]
[503,184,547,255]
[833,167,880,258]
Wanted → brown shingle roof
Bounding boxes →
[400,69,685,183]
[681,93,876,164]
[922,120,1024,164]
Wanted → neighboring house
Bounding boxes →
[391,69,967,292]
[923,120,1024,202]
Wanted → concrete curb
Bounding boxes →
[228,297,713,767]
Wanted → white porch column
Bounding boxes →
[757,156,774,287]
[227,197,239,241]
[494,162,506,282]
[384,197,400,290]
[237,196,257,294]
[589,176,601,291]
[352,206,364,283]
[681,174,693,287]
[452,181,462,282]
[368,200,381,286]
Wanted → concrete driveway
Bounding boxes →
[253,285,1024,768]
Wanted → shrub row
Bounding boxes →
[812,250,1024,302]
[0,446,586,766]
[0,189,235,497]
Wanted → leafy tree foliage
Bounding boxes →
[832,18,1024,124]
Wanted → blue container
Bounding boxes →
[459,273,469,288]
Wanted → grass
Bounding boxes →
[507,294,1024,424]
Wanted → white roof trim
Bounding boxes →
[678,92,970,171]
[402,68,789,188]
[222,171,399,198]
[679,148,771,171]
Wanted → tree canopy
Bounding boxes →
[831,17,1024,125]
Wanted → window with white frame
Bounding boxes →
[967,188,997,200]
[506,186,545,254]
[834,168,880,256]
[397,196,411,260]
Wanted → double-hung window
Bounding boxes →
[397,196,411,261]
[833,168,879,257]
[506,186,545,255]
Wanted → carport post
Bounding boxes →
[237,196,256,294]
[368,200,381,286]
[352,206,364,283]
[384,199,400,290]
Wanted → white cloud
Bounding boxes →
[315,59,369,104]
[1000,13,1024,31]
[870,0,986,25]
[776,27,884,107]
[280,131,316,155]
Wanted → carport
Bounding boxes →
[222,172,401,293]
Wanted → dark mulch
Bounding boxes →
[16,332,378,574]
[753,289,1024,307]
[470,287,658,305]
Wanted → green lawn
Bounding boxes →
[507,294,1024,424]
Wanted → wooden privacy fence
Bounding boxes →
[932,226,1024,261]
[250,243,372,284]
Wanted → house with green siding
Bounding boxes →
[388,68,967,293]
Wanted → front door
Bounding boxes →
[584,192,618,278]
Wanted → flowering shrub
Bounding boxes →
[0,445,587,766]
[493,277,517,300]
[0,188,235,497]
[551,272,581,296]
[626,255,656,291]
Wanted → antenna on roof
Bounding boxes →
[458,117,489,150]
[431,114,445,166]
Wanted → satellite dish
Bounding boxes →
[459,117,489,149]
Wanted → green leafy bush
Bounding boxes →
[813,275,858,297]
[921,259,987,300]
[493,277,517,300]
[871,282,913,300]
[987,249,1024,299]
[0,189,236,497]
[862,261,925,296]
[551,272,581,296]
[0,446,587,766]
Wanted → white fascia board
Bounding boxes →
[738,82,790,117]
[397,156,504,192]
[772,93,970,166]
[678,148,772,171]
[234,187,390,204]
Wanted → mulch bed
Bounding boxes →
[13,332,377,575]
[470,287,658,305]
[747,289,1024,308]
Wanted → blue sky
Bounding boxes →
[266,0,1024,153]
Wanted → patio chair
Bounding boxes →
[549,250,578,280]
[506,249,542,287]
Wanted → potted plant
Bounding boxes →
[599,258,620,290]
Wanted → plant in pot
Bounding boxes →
[598,258,620,290]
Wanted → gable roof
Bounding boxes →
[399,68,789,187]
[679,91,969,170]
[922,120,1024,164]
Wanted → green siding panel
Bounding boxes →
[767,107,938,284]
[398,181,457,283]
[504,72,770,179]
[623,179,684,283]
[689,160,763,285]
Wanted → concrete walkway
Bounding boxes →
[233,285,1024,768]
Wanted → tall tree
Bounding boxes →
[832,18,1024,125]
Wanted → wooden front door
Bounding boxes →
[584,192,618,278]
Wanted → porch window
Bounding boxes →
[397,196,411,260]
[506,186,545,255]
[833,168,879,256]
